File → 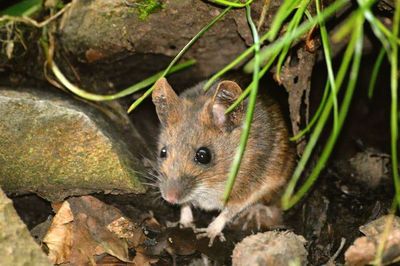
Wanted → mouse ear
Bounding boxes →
[152,78,180,126]
[211,80,244,131]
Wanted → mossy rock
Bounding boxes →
[0,88,146,201]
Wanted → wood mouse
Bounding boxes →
[151,77,295,246]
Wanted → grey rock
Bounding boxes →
[0,87,146,201]
[0,188,51,266]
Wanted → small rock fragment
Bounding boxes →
[232,231,308,266]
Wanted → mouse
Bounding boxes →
[151,77,295,246]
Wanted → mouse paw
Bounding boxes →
[241,204,282,230]
[194,226,226,247]
[179,221,196,229]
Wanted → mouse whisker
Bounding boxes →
[142,182,159,187]
[142,174,161,182]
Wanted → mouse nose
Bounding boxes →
[165,190,179,204]
[161,177,192,204]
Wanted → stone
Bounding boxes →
[0,87,146,201]
[232,231,308,266]
[0,187,51,266]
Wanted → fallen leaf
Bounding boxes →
[345,215,400,265]
[43,196,147,265]
[43,201,74,264]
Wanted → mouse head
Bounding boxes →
[152,78,245,206]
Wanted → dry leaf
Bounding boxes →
[42,201,74,264]
[43,196,147,265]
[107,217,146,248]
[345,215,400,266]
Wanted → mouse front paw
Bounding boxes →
[194,225,226,247]
[179,220,196,230]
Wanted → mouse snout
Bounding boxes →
[164,190,179,204]
[160,177,191,204]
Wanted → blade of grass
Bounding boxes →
[244,0,348,73]
[282,19,360,209]
[0,0,42,17]
[225,52,279,113]
[50,59,196,101]
[268,0,301,40]
[374,18,400,46]
[357,0,391,52]
[283,18,364,209]
[223,4,260,203]
[127,6,232,113]
[368,47,386,99]
[206,0,346,91]
[209,0,253,7]
[390,0,400,206]
[203,30,271,90]
[316,0,339,133]
[332,11,360,42]
[276,0,311,80]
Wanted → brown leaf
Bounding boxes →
[43,196,146,265]
[345,215,400,266]
[344,237,376,266]
[107,217,146,248]
[43,201,74,264]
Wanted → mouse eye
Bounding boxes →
[160,147,167,158]
[194,147,212,164]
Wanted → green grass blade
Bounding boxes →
[332,12,360,42]
[209,0,253,7]
[268,0,301,40]
[225,52,279,114]
[390,0,400,206]
[203,30,272,90]
[368,47,386,99]
[127,6,232,113]
[357,0,391,51]
[51,59,196,101]
[206,0,346,91]
[244,0,348,73]
[223,4,261,203]
[316,0,339,133]
[282,19,360,209]
[0,0,42,16]
[374,19,400,46]
[276,0,311,79]
[284,20,364,209]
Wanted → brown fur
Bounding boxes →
[152,78,295,226]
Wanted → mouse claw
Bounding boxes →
[194,227,226,247]
[240,204,282,231]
